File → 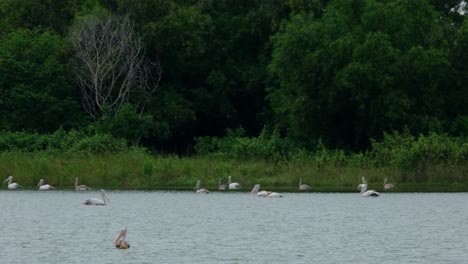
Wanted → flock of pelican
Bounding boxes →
[2,176,105,204]
[193,175,395,198]
[4,175,395,199]
[3,174,394,249]
[2,175,129,248]
[2,176,92,191]
[194,176,315,198]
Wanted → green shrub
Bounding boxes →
[194,127,302,161]
[0,130,128,154]
[70,134,127,153]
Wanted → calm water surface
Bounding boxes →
[0,190,466,263]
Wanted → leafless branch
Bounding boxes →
[69,15,161,120]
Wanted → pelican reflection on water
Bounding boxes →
[83,189,110,205]
[3,176,20,189]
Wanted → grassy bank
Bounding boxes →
[1,149,467,192]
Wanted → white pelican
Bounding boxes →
[218,178,227,191]
[384,177,395,190]
[357,176,367,190]
[194,180,210,194]
[299,178,312,191]
[114,228,130,249]
[37,179,55,190]
[83,189,110,205]
[250,184,283,198]
[228,175,241,190]
[75,177,90,191]
[358,177,380,197]
[3,176,20,189]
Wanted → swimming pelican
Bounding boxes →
[37,179,55,190]
[218,178,227,191]
[358,177,380,197]
[250,184,283,198]
[384,177,395,190]
[114,228,130,249]
[228,175,241,190]
[3,176,20,189]
[83,189,110,205]
[194,180,209,194]
[75,177,90,191]
[357,176,367,190]
[299,178,312,191]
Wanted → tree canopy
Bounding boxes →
[0,0,466,153]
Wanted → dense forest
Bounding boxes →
[0,0,467,155]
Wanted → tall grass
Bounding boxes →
[0,129,467,191]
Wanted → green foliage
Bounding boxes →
[90,104,153,145]
[268,0,463,150]
[369,130,468,169]
[0,29,84,132]
[69,134,127,154]
[0,130,127,154]
[0,0,466,156]
[195,127,302,161]
[0,0,83,34]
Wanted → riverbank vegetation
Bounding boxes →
[1,130,466,191]
[0,1,467,191]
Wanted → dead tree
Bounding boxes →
[69,15,161,120]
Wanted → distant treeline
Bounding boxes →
[0,0,467,155]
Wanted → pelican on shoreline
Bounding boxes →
[358,177,380,197]
[299,178,312,191]
[384,177,395,190]
[114,228,130,249]
[83,189,110,205]
[37,179,55,190]
[75,177,90,191]
[218,178,227,191]
[228,176,241,190]
[250,184,283,198]
[3,176,20,189]
[194,180,209,194]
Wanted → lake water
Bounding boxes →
[0,190,466,263]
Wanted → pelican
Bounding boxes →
[75,177,90,191]
[250,184,283,198]
[114,228,130,249]
[218,178,227,191]
[37,179,55,190]
[384,177,395,190]
[228,175,241,190]
[3,176,20,189]
[299,178,312,191]
[194,180,209,194]
[83,189,110,205]
[358,177,380,197]
[357,176,367,190]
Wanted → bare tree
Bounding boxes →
[69,15,161,120]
